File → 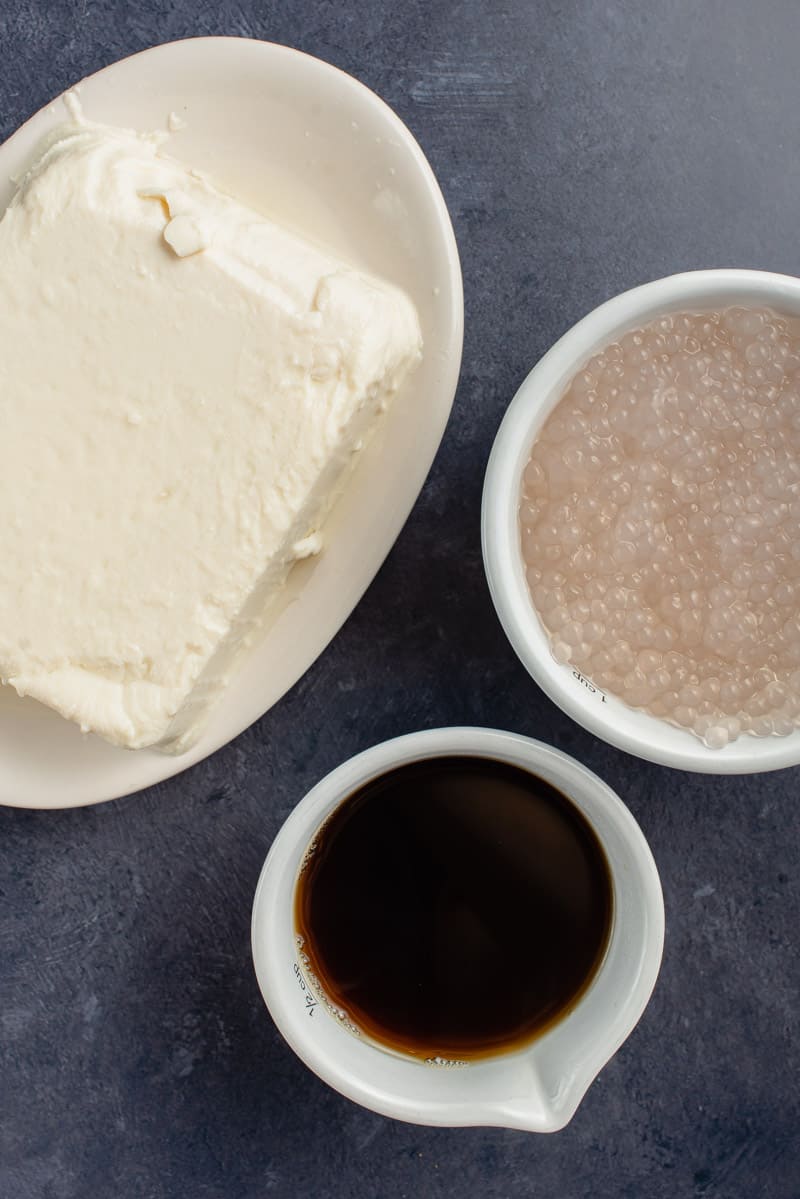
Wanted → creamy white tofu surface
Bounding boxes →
[0,120,422,749]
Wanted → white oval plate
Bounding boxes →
[0,38,463,808]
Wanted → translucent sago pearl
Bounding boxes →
[518,306,800,747]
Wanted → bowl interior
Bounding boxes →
[483,270,800,773]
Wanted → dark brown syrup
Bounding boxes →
[294,756,613,1059]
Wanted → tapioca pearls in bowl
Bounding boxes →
[483,270,800,773]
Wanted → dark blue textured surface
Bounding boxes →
[1,2,799,1196]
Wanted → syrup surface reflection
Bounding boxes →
[294,756,612,1060]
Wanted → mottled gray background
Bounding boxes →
[1,1,799,1196]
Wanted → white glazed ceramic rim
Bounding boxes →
[482,269,800,774]
[251,727,664,1131]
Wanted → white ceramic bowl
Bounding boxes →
[0,38,463,807]
[482,269,800,774]
[251,727,664,1131]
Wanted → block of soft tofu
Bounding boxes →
[0,120,422,750]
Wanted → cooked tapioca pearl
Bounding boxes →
[519,305,800,746]
[651,627,678,654]
[583,621,605,643]
[571,641,593,664]
[552,640,572,664]
[532,586,559,613]
[561,621,584,645]
[569,599,592,623]
[583,575,609,600]
[704,724,731,749]
[592,650,615,674]
[524,460,546,490]
[549,606,571,630]
[520,498,540,524]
